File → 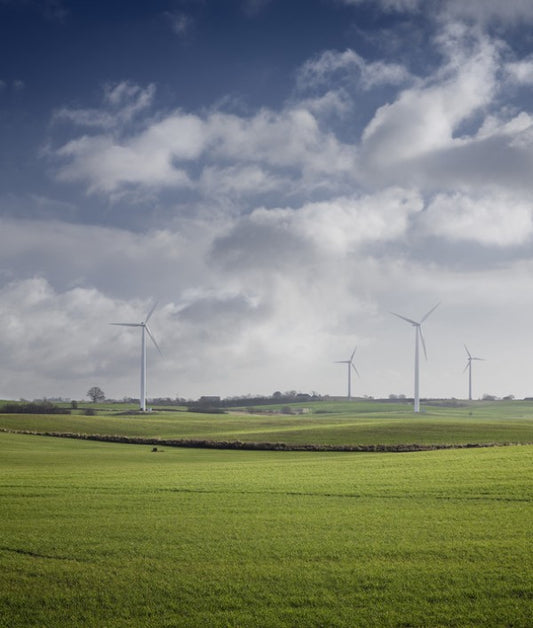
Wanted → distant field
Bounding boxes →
[0,431,531,627]
[1,399,532,447]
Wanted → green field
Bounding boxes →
[1,402,532,626]
[1,399,533,447]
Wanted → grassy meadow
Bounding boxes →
[1,400,532,626]
[1,399,533,447]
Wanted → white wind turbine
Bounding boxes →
[110,302,161,412]
[334,346,359,400]
[464,345,485,401]
[391,303,440,413]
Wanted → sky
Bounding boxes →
[2,0,533,402]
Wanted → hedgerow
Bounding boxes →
[0,427,522,453]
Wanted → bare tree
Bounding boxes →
[87,386,105,403]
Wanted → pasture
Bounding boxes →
[1,401,532,626]
[1,398,533,447]
[1,428,532,626]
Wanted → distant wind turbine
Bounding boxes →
[110,302,161,412]
[334,346,359,400]
[391,303,440,413]
[464,345,485,401]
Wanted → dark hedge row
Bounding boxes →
[0,402,70,414]
[0,428,524,453]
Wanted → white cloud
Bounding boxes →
[54,81,155,129]
[422,192,533,246]
[250,188,422,254]
[0,278,118,389]
[4,236,533,400]
[347,24,533,195]
[475,111,533,140]
[103,81,155,112]
[56,134,193,193]
[297,48,411,92]
[199,164,286,198]
[53,25,533,206]
[0,216,216,298]
[442,0,533,24]
[505,57,533,85]
[3,197,533,401]
[296,90,352,119]
[52,94,357,197]
[338,0,533,23]
[207,108,356,177]
[360,26,499,169]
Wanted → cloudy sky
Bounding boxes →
[2,0,533,402]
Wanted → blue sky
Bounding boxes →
[2,0,533,401]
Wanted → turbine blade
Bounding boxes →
[352,363,360,377]
[464,344,472,358]
[390,311,418,325]
[146,325,162,355]
[109,322,141,327]
[463,362,470,373]
[145,301,158,324]
[334,360,349,364]
[472,357,485,361]
[350,346,357,362]
[420,302,440,323]
[419,326,428,360]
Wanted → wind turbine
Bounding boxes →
[391,303,440,413]
[334,346,359,400]
[464,345,485,401]
[110,302,161,412]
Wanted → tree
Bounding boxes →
[87,386,105,403]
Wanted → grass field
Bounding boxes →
[1,399,533,447]
[1,429,532,627]
[1,401,532,626]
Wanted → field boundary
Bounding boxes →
[1,428,530,453]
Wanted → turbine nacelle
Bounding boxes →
[464,344,484,365]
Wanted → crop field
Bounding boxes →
[1,399,533,447]
[1,423,532,627]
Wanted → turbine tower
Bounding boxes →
[334,346,359,400]
[464,345,484,401]
[391,303,440,413]
[110,302,161,412]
